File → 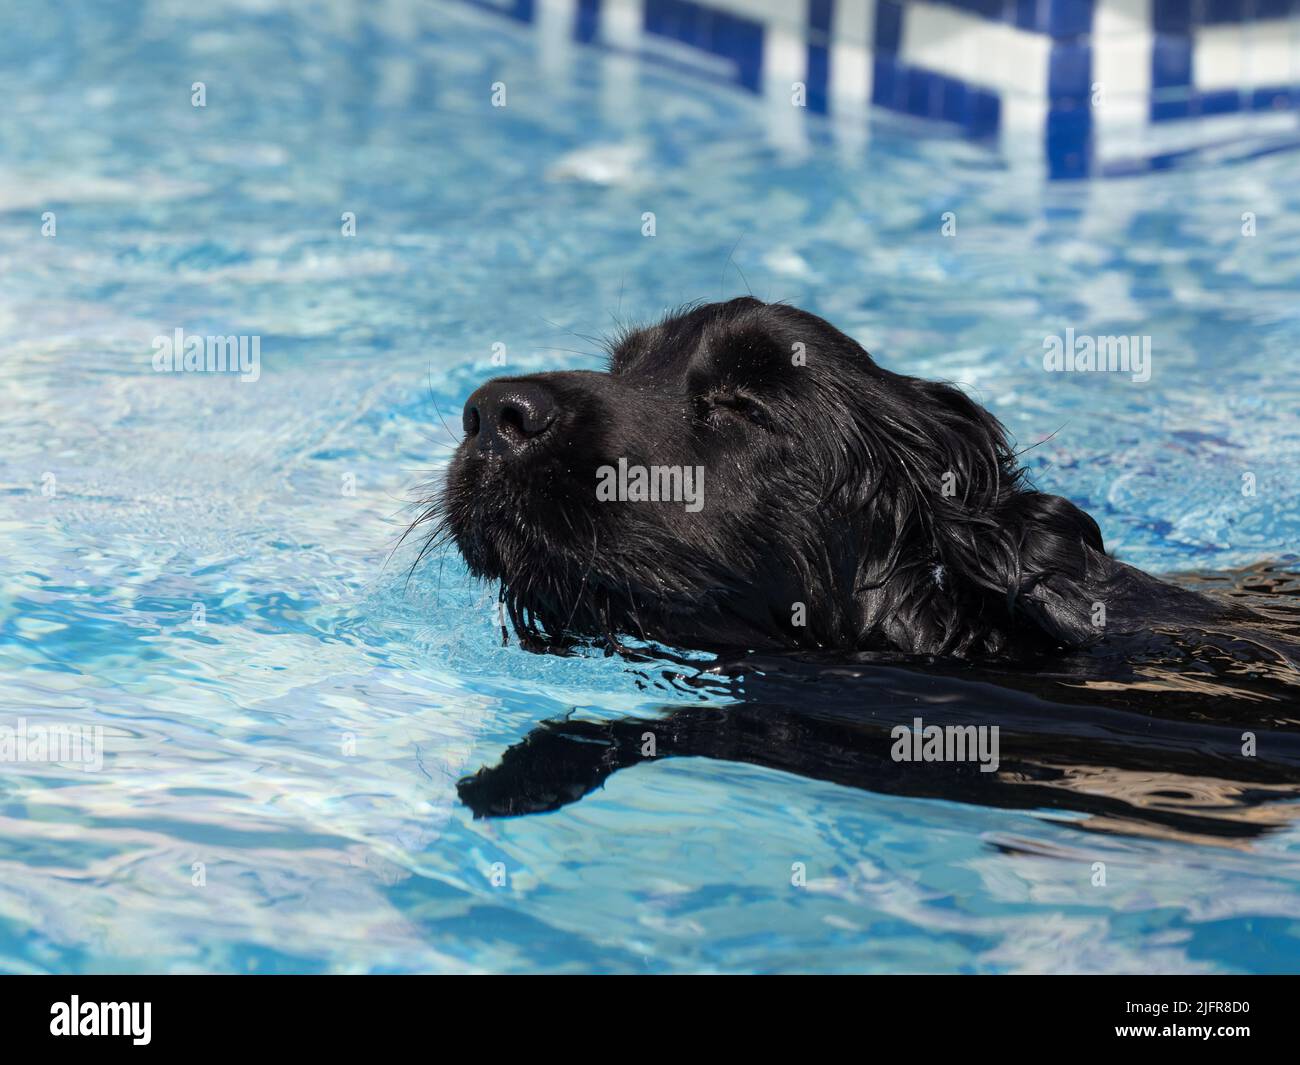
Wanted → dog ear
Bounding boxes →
[891,378,1109,651]
[874,376,1110,653]
[1001,491,1107,649]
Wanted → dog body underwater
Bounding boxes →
[432,297,1258,660]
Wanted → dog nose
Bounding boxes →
[463,380,558,455]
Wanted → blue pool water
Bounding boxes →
[2,1,1300,974]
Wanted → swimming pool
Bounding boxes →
[2,0,1299,974]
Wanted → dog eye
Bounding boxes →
[696,392,771,429]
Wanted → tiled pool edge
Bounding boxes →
[460,0,1300,178]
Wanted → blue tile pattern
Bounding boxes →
[455,0,1300,179]
[644,0,764,92]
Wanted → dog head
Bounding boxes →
[425,297,1107,657]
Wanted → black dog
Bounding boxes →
[426,297,1252,659]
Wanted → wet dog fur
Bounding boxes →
[422,297,1242,659]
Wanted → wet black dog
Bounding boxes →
[427,296,1244,659]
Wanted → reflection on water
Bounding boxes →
[461,563,1300,847]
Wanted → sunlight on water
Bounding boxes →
[1,0,1299,973]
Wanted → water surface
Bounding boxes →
[1,0,1299,973]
